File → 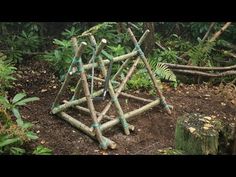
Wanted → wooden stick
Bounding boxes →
[209,22,232,42]
[97,55,133,135]
[112,29,150,81]
[127,28,172,115]
[52,41,87,109]
[83,51,138,71]
[202,22,216,42]
[74,38,116,149]
[164,63,236,71]
[63,100,113,120]
[172,69,236,77]
[74,40,113,149]
[74,105,114,120]
[100,99,160,131]
[59,112,95,137]
[71,79,82,101]
[58,112,116,149]
[97,57,140,123]
[222,50,236,59]
[120,92,153,103]
[88,34,134,133]
[87,75,120,85]
[52,89,104,114]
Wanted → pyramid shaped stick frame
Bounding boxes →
[51,28,173,149]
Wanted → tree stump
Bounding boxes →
[175,113,223,155]
[156,147,185,155]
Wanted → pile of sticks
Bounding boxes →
[51,28,172,149]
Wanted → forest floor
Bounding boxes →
[9,59,236,155]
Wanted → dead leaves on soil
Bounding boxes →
[216,82,236,106]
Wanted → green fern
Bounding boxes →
[188,41,215,66]
[138,60,176,83]
[0,59,16,94]
[155,63,176,82]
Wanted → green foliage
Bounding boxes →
[62,26,82,39]
[0,93,39,125]
[187,41,215,66]
[164,34,193,52]
[188,22,212,40]
[33,145,52,155]
[140,52,177,83]
[0,58,16,94]
[81,22,132,52]
[151,49,178,63]
[128,50,177,92]
[43,39,74,78]
[154,63,176,82]
[0,121,40,155]
[43,22,131,79]
[18,30,41,53]
[127,69,153,90]
[107,44,126,57]
[0,22,43,64]
[0,93,51,155]
[0,108,38,155]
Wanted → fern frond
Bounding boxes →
[155,63,176,82]
[137,59,176,82]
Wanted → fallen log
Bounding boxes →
[172,69,236,77]
[165,63,236,71]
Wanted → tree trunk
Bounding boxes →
[143,22,155,55]
[117,22,126,33]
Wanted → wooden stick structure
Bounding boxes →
[51,28,173,149]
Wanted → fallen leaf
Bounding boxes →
[188,127,196,133]
[100,151,108,155]
[204,116,212,120]
[40,140,46,144]
[41,89,47,93]
[221,102,226,106]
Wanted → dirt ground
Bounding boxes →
[9,59,236,155]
